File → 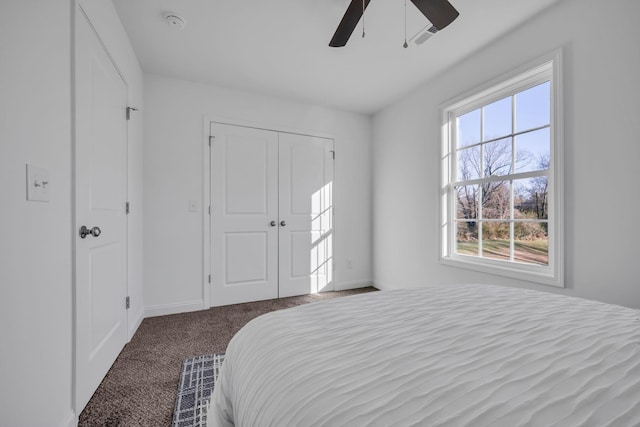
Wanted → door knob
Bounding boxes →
[270,220,277,227]
[79,225,101,239]
[280,220,286,227]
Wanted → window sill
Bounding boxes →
[440,255,564,288]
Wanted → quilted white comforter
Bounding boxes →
[207,284,640,427]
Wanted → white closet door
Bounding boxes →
[75,11,129,412]
[210,123,279,306]
[279,133,334,297]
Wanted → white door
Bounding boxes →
[279,133,334,297]
[75,11,129,412]
[210,123,334,305]
[210,123,279,306]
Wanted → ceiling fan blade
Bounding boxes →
[329,0,372,47]
[410,0,459,30]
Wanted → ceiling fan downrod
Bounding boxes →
[362,0,366,38]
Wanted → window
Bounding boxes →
[440,52,563,287]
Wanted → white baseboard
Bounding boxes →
[334,280,374,291]
[128,309,144,341]
[143,283,375,318]
[144,300,205,318]
[370,281,389,290]
[372,281,402,291]
[60,410,76,427]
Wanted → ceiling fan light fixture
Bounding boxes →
[413,25,438,45]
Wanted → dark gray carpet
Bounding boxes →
[78,287,376,427]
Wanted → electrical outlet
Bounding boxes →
[346,259,353,269]
[188,200,198,212]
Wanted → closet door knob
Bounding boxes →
[270,221,277,227]
[280,221,286,227]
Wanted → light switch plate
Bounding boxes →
[26,164,50,202]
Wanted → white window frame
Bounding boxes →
[439,50,564,287]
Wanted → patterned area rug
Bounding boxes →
[173,353,225,427]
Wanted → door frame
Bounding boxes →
[202,116,335,310]
[72,3,130,415]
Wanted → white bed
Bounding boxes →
[207,284,640,426]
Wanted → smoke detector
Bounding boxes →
[164,13,186,30]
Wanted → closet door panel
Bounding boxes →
[279,133,334,297]
[210,123,279,306]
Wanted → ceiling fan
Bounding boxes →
[329,0,459,47]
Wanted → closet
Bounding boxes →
[209,122,334,306]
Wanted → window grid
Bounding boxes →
[454,88,550,264]
[453,124,550,155]
[441,53,562,286]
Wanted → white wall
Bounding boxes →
[0,1,143,425]
[0,1,74,426]
[372,0,640,308]
[143,75,372,314]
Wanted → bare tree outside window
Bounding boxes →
[453,83,551,265]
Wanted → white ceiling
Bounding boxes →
[113,0,561,114]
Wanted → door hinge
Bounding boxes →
[125,201,130,214]
[208,274,211,284]
[125,296,130,309]
[208,205,211,215]
[126,106,139,121]
[330,150,335,160]
[209,135,215,147]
